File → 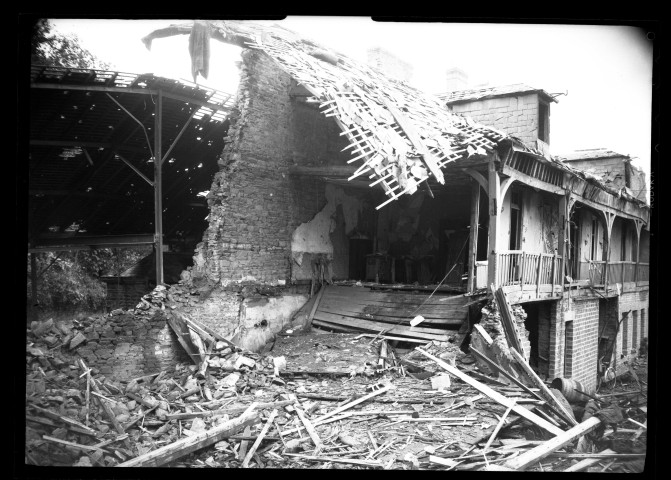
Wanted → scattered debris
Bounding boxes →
[25,300,646,471]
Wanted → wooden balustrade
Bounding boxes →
[495,251,562,289]
[577,260,606,285]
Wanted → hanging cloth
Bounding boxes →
[188,21,211,82]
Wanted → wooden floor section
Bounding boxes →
[311,285,470,342]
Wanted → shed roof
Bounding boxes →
[438,83,557,105]
[28,65,234,248]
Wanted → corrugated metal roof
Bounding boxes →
[438,83,557,104]
[28,66,232,245]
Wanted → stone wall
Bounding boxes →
[174,47,357,346]
[448,93,541,145]
[104,280,151,310]
[74,311,190,381]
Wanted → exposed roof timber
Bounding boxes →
[31,83,232,115]
[30,234,157,249]
[29,190,142,201]
[30,139,148,155]
[500,164,566,195]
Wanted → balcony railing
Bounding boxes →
[637,263,649,283]
[496,251,562,288]
[575,260,649,286]
[578,260,606,285]
[608,261,637,284]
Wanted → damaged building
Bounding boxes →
[29,20,650,396]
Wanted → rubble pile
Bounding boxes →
[25,289,647,471]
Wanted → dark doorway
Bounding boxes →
[349,238,372,281]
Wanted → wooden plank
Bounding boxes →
[80,359,132,450]
[472,325,493,346]
[241,409,278,468]
[165,400,296,421]
[563,449,616,472]
[306,286,326,328]
[166,313,201,364]
[494,288,524,354]
[503,416,601,471]
[312,312,452,340]
[415,348,564,436]
[322,287,468,305]
[316,305,464,325]
[469,347,541,400]
[117,404,260,467]
[318,299,468,317]
[382,98,445,184]
[509,348,578,427]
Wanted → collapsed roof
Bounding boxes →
[144,21,510,209]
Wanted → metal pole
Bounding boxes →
[154,90,164,285]
[468,181,480,292]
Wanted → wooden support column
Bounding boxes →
[557,194,569,287]
[30,252,38,305]
[634,220,643,283]
[487,159,501,288]
[468,180,481,292]
[601,212,616,290]
[154,90,164,285]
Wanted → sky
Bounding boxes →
[49,17,654,200]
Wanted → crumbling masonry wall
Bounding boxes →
[74,311,190,381]
[177,48,352,347]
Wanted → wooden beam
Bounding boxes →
[563,449,616,472]
[118,404,260,467]
[509,348,578,427]
[30,139,147,154]
[501,164,566,196]
[464,168,488,192]
[415,348,565,436]
[30,234,156,249]
[382,98,445,184]
[488,159,501,287]
[32,82,231,115]
[503,416,601,470]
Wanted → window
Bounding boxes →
[621,225,628,261]
[509,191,523,250]
[590,218,599,260]
[632,311,639,352]
[538,102,550,143]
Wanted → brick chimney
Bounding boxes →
[445,67,468,92]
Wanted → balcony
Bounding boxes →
[497,251,563,288]
[575,260,649,288]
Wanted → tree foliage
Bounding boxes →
[27,248,149,310]
[31,18,113,70]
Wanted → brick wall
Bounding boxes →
[449,93,540,145]
[566,298,600,392]
[74,311,190,381]
[536,302,552,378]
[612,290,648,375]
